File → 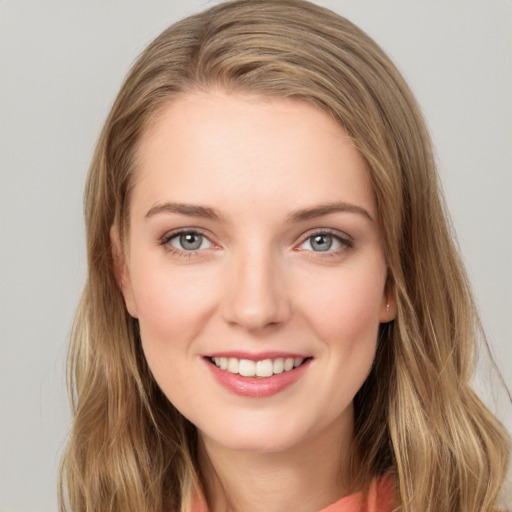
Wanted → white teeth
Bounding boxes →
[273,358,284,374]
[284,358,294,371]
[238,359,256,377]
[227,357,239,373]
[256,359,273,377]
[212,356,307,378]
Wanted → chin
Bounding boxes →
[196,411,333,456]
[205,432,304,455]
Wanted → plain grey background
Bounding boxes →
[1,1,510,510]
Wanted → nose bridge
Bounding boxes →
[222,241,290,331]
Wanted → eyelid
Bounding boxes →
[158,227,352,256]
[295,228,353,252]
[159,227,218,254]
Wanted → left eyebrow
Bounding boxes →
[145,202,223,221]
[286,202,373,223]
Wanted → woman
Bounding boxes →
[59,1,510,511]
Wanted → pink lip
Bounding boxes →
[203,355,312,398]
[203,350,309,361]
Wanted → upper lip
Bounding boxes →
[202,351,310,361]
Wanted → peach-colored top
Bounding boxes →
[191,474,394,512]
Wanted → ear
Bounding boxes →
[110,223,138,318]
[379,274,397,323]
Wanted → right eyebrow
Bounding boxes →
[286,201,373,223]
[145,202,223,222]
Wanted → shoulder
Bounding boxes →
[367,473,395,512]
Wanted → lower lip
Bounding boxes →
[204,358,311,398]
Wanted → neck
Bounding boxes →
[197,408,356,512]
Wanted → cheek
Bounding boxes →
[130,264,221,406]
[129,261,219,350]
[297,259,387,344]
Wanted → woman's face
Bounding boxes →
[118,91,394,454]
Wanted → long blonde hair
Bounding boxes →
[59,1,510,511]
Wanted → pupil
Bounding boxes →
[180,233,202,250]
[312,234,332,251]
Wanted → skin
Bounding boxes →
[115,90,396,512]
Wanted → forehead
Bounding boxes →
[131,91,376,221]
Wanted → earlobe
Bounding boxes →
[380,298,397,323]
[379,277,397,323]
[110,223,138,318]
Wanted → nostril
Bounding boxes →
[220,263,291,330]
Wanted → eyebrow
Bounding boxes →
[145,202,223,221]
[145,200,373,223]
[286,202,373,223]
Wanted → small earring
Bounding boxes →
[386,303,390,312]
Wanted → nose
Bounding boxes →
[221,247,291,332]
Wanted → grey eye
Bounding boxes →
[310,234,334,251]
[170,232,211,251]
[300,233,344,252]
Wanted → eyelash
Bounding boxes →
[296,228,353,257]
[159,229,213,258]
[159,228,353,258]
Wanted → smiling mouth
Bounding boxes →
[208,356,310,378]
